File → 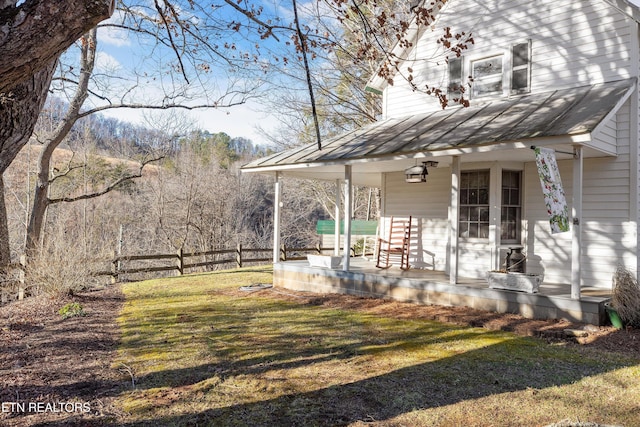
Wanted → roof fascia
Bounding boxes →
[602,0,640,23]
[240,134,595,175]
[589,79,636,153]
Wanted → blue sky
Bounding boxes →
[90,0,302,147]
[90,0,640,147]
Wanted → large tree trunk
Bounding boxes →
[0,59,57,267]
[0,59,57,173]
[0,175,10,267]
[26,30,96,255]
[0,0,115,94]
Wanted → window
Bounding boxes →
[459,170,522,241]
[459,171,490,239]
[448,57,463,97]
[455,41,531,99]
[501,170,521,242]
[471,55,503,97]
[511,41,531,94]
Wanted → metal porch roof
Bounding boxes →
[242,78,635,173]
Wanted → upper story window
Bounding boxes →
[472,55,503,97]
[511,41,531,94]
[448,57,463,97]
[448,40,531,100]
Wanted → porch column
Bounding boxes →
[449,156,460,284]
[272,171,282,264]
[334,179,341,256]
[571,146,583,300]
[342,165,353,271]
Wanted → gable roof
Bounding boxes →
[242,78,635,178]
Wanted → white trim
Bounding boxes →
[489,163,502,270]
[590,82,636,146]
[241,135,598,174]
[334,179,341,257]
[273,172,282,264]
[571,146,583,300]
[449,156,461,284]
[342,165,353,271]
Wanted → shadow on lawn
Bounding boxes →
[17,284,638,427]
[113,337,635,427]
[109,295,637,427]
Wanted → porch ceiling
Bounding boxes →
[242,78,636,187]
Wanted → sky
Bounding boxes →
[90,1,301,148]
[93,0,640,148]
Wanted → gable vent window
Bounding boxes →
[511,41,531,94]
[471,56,503,97]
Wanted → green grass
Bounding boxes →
[114,266,640,426]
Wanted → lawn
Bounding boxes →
[113,267,640,426]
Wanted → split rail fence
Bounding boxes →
[95,243,347,283]
[2,243,373,302]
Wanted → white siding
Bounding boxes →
[384,0,634,118]
[377,0,639,287]
[379,105,634,286]
[382,169,450,270]
[524,103,636,287]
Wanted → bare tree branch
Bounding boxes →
[48,155,164,205]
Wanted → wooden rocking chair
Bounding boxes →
[376,216,412,270]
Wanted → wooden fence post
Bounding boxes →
[236,243,242,268]
[280,244,286,262]
[111,251,119,284]
[177,248,184,276]
[18,255,26,301]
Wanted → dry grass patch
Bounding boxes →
[113,267,640,426]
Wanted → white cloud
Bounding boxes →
[190,103,277,146]
[95,51,122,72]
[99,102,277,147]
[99,10,132,47]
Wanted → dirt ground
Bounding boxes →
[1,283,639,426]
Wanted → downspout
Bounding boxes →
[631,22,640,279]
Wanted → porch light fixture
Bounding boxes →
[404,161,438,183]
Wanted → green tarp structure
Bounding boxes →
[316,220,378,235]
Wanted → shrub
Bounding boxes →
[25,242,93,298]
[58,302,85,319]
[611,265,640,328]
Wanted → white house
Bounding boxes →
[241,0,640,325]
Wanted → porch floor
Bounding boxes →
[274,258,613,326]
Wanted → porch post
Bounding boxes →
[449,156,460,284]
[343,165,353,271]
[334,179,341,256]
[273,171,282,264]
[571,146,583,300]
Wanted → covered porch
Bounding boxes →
[276,258,612,325]
[241,79,635,326]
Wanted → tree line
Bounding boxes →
[3,104,378,296]
[0,0,470,298]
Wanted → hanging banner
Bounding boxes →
[534,147,570,233]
